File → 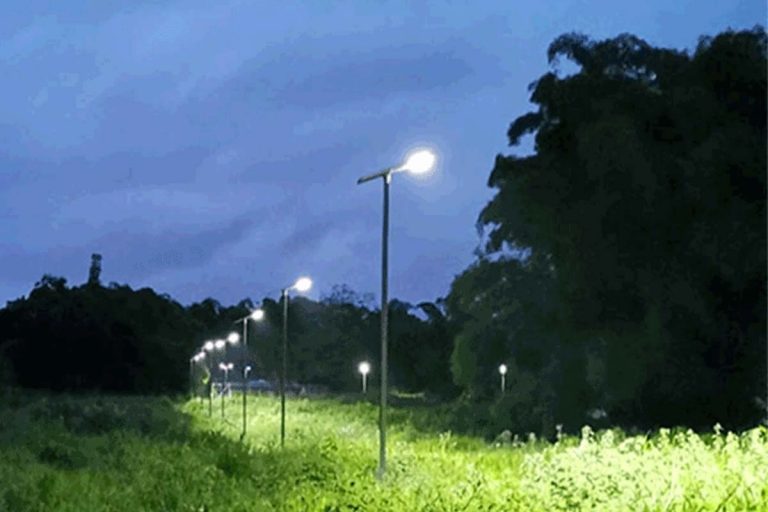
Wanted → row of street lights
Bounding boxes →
[188,147,437,479]
[188,276,313,443]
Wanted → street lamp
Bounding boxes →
[190,352,205,399]
[189,356,195,399]
[280,276,312,448]
[358,361,371,393]
[219,362,234,418]
[202,341,215,416]
[357,147,436,477]
[212,339,226,414]
[236,308,265,440]
[499,364,508,394]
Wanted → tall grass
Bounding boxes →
[0,391,765,511]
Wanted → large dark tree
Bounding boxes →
[474,27,766,428]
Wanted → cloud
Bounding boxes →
[265,45,477,108]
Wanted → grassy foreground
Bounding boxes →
[0,392,766,511]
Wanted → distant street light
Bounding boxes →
[358,361,371,393]
[189,352,205,399]
[227,332,240,344]
[219,362,234,418]
[281,276,313,448]
[236,308,265,440]
[212,339,227,416]
[189,356,195,399]
[357,147,437,478]
[202,342,215,416]
[499,364,508,394]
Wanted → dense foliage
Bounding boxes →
[0,392,765,511]
[448,27,767,431]
[0,272,455,397]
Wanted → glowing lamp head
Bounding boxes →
[227,332,240,344]
[293,277,312,292]
[250,309,265,321]
[245,365,252,373]
[499,364,508,375]
[218,362,226,370]
[214,339,226,350]
[401,148,436,175]
[204,341,214,352]
[358,361,370,375]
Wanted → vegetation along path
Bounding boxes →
[0,392,766,511]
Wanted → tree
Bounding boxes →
[475,27,766,428]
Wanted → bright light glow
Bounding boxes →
[250,309,265,321]
[219,362,226,370]
[245,365,252,373]
[204,341,214,351]
[293,276,312,292]
[214,339,226,350]
[227,363,234,370]
[402,148,436,175]
[227,332,240,344]
[499,364,508,375]
[358,361,370,375]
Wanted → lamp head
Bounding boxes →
[214,339,226,350]
[250,309,265,321]
[227,332,240,344]
[203,341,214,352]
[401,148,436,175]
[358,361,370,375]
[499,364,508,375]
[293,276,312,293]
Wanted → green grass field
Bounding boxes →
[0,391,766,511]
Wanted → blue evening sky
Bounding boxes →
[0,1,764,306]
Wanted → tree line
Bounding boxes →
[0,27,765,434]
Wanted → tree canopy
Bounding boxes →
[452,27,766,430]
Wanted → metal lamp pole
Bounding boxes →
[358,172,389,478]
[357,148,435,478]
[242,318,248,439]
[279,277,312,448]
[281,288,288,448]
[189,357,194,399]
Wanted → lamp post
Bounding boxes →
[189,356,195,399]
[219,362,234,418]
[236,308,264,440]
[190,351,205,400]
[499,364,508,394]
[280,276,312,448]
[357,148,436,478]
[214,339,226,416]
[203,341,215,416]
[193,351,206,404]
[358,361,371,394]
